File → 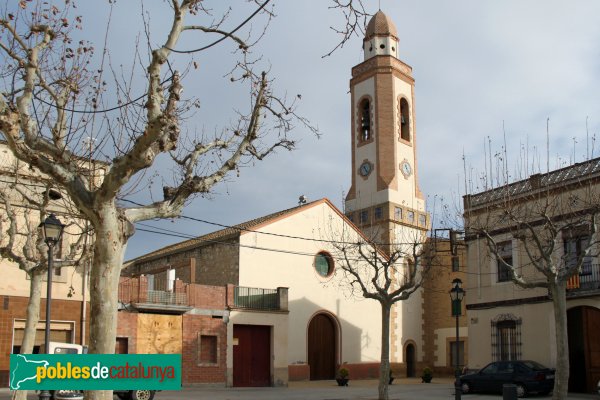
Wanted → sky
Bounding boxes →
[32,1,600,260]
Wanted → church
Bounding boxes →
[121,11,466,386]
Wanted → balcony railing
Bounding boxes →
[233,286,280,310]
[118,278,189,306]
[567,263,600,294]
[146,289,188,305]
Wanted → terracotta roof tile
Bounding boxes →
[365,10,398,40]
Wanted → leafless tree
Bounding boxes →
[331,227,430,400]
[464,170,600,400]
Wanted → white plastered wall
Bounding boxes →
[226,310,288,386]
[237,201,382,365]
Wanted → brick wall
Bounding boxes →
[181,314,227,385]
[421,239,467,374]
[188,284,226,309]
[0,295,89,387]
[116,311,138,354]
[342,362,381,379]
[288,364,310,381]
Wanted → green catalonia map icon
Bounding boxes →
[10,354,49,390]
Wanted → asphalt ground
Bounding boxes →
[1,378,598,400]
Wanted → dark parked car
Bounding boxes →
[459,360,554,398]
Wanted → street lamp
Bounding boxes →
[450,278,465,400]
[38,214,65,400]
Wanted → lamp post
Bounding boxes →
[38,214,65,400]
[450,278,465,400]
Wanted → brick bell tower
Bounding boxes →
[345,10,428,252]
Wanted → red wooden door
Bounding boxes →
[308,314,336,380]
[233,325,271,387]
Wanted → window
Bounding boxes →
[314,252,334,277]
[451,256,460,272]
[360,210,369,224]
[496,241,512,282]
[394,207,402,221]
[407,211,415,223]
[399,98,410,141]
[375,207,383,220]
[564,234,591,271]
[491,315,522,361]
[346,213,354,223]
[418,214,426,226]
[359,98,371,142]
[199,334,218,364]
[481,363,499,375]
[450,341,465,367]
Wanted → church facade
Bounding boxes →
[120,10,469,385]
[0,10,472,388]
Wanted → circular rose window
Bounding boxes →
[314,252,334,277]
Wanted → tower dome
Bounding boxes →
[365,10,398,40]
[363,11,399,60]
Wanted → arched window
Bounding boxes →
[359,98,371,142]
[399,98,410,141]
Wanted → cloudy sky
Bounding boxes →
[61,1,600,260]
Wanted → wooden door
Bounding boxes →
[233,325,271,387]
[568,306,600,393]
[308,313,336,380]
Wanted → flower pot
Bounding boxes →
[336,378,349,386]
[389,377,395,385]
[422,375,432,383]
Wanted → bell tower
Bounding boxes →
[345,10,427,251]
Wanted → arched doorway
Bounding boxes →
[307,313,337,380]
[405,343,416,377]
[567,306,600,393]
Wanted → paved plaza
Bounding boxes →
[1,378,597,400]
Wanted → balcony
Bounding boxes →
[118,276,192,314]
[230,286,288,312]
[118,277,288,313]
[567,263,600,297]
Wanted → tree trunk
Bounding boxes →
[378,301,391,400]
[14,268,44,400]
[550,282,569,400]
[87,205,128,400]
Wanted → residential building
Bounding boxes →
[463,159,600,393]
[0,143,92,386]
